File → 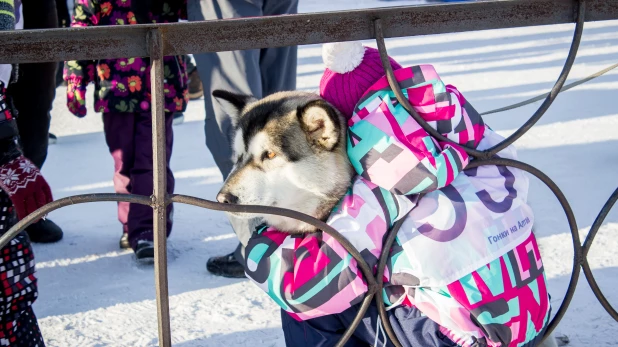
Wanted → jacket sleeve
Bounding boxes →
[348,105,471,196]
[398,82,486,195]
[242,178,414,320]
[347,69,485,196]
[64,0,99,117]
[243,225,369,321]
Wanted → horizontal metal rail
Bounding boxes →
[1,0,618,64]
[0,0,616,346]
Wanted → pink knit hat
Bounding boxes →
[319,41,402,119]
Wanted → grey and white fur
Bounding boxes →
[214,90,353,234]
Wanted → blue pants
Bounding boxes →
[281,301,459,347]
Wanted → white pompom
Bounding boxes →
[322,41,366,74]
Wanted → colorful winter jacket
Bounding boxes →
[64,0,188,116]
[243,65,550,346]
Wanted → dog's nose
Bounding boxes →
[216,192,238,204]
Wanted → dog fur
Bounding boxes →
[213,90,354,234]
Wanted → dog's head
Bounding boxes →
[214,90,354,233]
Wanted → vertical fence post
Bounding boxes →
[148,28,172,347]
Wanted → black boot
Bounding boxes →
[26,218,63,243]
[206,252,246,278]
[135,240,154,262]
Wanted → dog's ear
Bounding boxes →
[212,90,256,125]
[297,100,342,151]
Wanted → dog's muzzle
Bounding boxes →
[216,192,238,204]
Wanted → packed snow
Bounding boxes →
[34,0,618,346]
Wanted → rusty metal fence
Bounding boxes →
[1,0,618,346]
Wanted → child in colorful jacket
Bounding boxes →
[243,42,551,347]
[64,0,188,258]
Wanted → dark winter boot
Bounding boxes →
[206,252,246,278]
[135,240,154,261]
[26,218,63,243]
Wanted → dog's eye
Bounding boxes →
[261,151,277,161]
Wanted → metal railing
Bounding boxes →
[1,0,617,346]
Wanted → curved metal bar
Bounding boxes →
[171,194,381,345]
[581,188,618,321]
[335,293,376,347]
[170,194,378,292]
[374,216,410,347]
[373,0,585,160]
[480,61,618,116]
[466,158,581,340]
[374,18,487,159]
[485,0,586,156]
[0,193,153,250]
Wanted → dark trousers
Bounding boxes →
[102,112,175,249]
[280,302,458,347]
[188,0,298,257]
[9,0,58,169]
[189,0,299,179]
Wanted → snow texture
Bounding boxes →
[38,0,618,346]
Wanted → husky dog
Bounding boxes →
[214,90,354,234]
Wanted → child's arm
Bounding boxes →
[243,226,369,321]
[403,83,485,195]
[409,130,471,195]
[349,111,471,196]
[64,0,99,117]
[349,81,484,196]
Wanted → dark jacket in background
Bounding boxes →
[7,0,59,169]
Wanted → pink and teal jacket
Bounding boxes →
[244,65,550,347]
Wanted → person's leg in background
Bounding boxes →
[127,111,175,260]
[55,0,70,89]
[9,0,64,243]
[51,0,71,146]
[188,0,298,278]
[260,0,298,96]
[189,0,263,278]
[102,113,136,250]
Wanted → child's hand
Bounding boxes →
[66,80,87,117]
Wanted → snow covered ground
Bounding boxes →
[36,1,618,346]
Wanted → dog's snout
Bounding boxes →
[217,192,238,204]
